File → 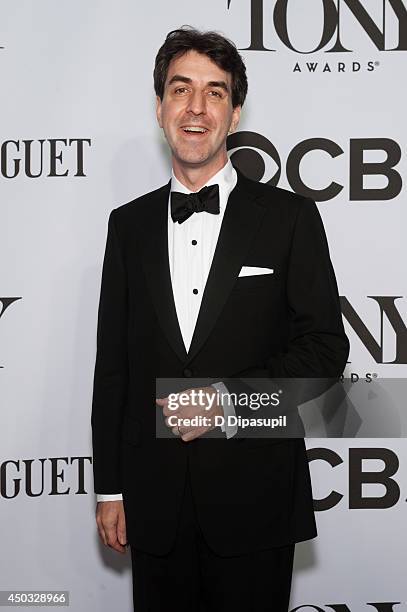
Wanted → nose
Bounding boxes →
[186,90,207,115]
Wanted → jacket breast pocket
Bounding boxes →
[121,414,142,446]
[233,272,278,292]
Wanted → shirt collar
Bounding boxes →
[170,158,235,195]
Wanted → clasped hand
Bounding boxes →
[156,386,224,441]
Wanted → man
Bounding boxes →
[91,26,349,611]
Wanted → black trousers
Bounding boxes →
[131,459,295,611]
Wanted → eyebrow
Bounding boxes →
[167,75,230,93]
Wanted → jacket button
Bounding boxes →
[183,368,193,377]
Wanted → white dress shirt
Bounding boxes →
[97,158,238,502]
[168,158,236,352]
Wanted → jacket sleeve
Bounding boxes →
[91,209,128,493]
[222,197,349,425]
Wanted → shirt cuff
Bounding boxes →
[211,382,238,439]
[96,493,123,502]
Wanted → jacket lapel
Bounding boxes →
[139,167,267,365]
[139,180,189,364]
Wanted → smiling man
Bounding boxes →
[91,26,349,612]
[155,49,241,187]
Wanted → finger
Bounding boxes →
[181,427,206,442]
[117,512,127,547]
[95,513,108,546]
[105,525,126,553]
[110,539,127,553]
[162,404,176,417]
[165,416,181,429]
[97,522,108,546]
[181,431,195,442]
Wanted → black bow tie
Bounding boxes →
[171,184,220,224]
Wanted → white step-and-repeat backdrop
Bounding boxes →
[1,1,406,610]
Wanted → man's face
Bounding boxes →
[156,49,241,169]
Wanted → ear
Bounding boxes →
[229,105,241,134]
[156,95,163,128]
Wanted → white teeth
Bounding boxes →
[183,127,207,133]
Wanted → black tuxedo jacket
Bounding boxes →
[91,166,349,556]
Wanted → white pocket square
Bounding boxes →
[238,266,274,277]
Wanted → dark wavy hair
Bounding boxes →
[153,26,248,108]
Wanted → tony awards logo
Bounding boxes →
[228,0,407,53]
[228,0,407,73]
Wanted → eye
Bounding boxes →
[174,87,188,94]
[227,131,281,185]
[208,90,222,97]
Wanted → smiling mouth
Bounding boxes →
[180,126,209,135]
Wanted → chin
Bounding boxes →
[175,149,211,166]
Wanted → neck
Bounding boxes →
[172,151,228,192]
